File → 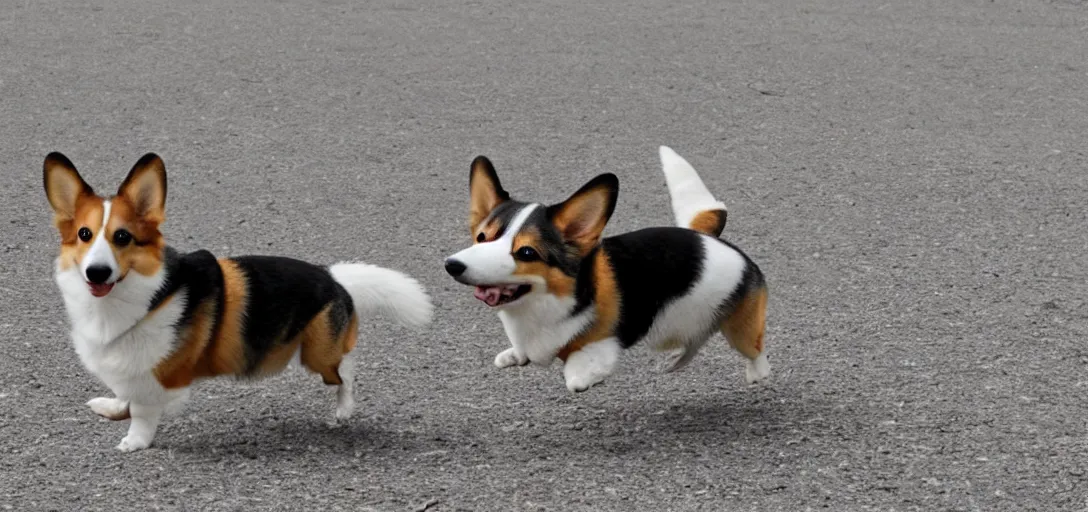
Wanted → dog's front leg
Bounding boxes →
[563,338,621,392]
[494,314,530,368]
[115,389,188,452]
[494,347,529,368]
[116,401,165,452]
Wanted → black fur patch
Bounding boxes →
[230,256,354,373]
[149,247,224,331]
[575,227,705,347]
[699,209,728,237]
[480,200,530,240]
[517,207,582,277]
[475,202,584,278]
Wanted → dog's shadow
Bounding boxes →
[157,385,830,463]
[160,416,429,459]
[534,392,798,458]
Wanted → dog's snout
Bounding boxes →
[444,259,467,277]
[85,265,112,284]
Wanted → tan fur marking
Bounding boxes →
[117,153,167,225]
[474,216,503,244]
[55,197,106,271]
[44,154,96,226]
[251,340,303,377]
[689,209,727,237]
[549,175,617,255]
[153,297,215,389]
[340,314,359,354]
[469,158,506,233]
[297,306,351,385]
[152,261,358,389]
[150,261,247,388]
[209,259,250,374]
[512,228,575,297]
[100,196,165,280]
[557,249,620,361]
[721,285,768,360]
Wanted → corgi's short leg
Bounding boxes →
[117,402,165,452]
[334,350,356,421]
[745,353,771,383]
[721,285,770,384]
[563,337,621,392]
[115,390,189,452]
[495,314,530,368]
[494,346,529,368]
[87,397,130,420]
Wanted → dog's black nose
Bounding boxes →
[85,265,112,284]
[444,259,467,277]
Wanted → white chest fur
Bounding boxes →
[55,261,185,403]
[497,294,593,365]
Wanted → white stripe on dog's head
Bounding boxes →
[447,203,538,285]
[79,200,119,284]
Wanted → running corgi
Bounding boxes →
[444,147,768,392]
[44,152,432,451]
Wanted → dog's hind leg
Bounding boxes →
[335,349,356,421]
[333,313,359,422]
[720,285,770,383]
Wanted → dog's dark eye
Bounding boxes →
[514,246,540,262]
[113,229,132,247]
[476,232,486,243]
[77,227,93,242]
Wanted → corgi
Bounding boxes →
[444,146,769,392]
[44,152,433,451]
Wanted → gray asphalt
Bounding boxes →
[2,0,1086,510]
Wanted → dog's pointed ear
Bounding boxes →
[469,156,509,232]
[117,153,167,222]
[547,173,618,253]
[44,152,95,220]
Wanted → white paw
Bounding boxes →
[87,397,129,420]
[115,435,151,452]
[494,347,529,368]
[745,354,771,384]
[563,339,620,393]
[565,370,607,393]
[335,401,354,421]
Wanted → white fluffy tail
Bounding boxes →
[328,262,433,329]
[659,146,728,236]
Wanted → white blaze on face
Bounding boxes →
[448,203,539,284]
[79,200,119,283]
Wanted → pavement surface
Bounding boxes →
[1,0,1086,510]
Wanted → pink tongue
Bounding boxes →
[89,283,114,297]
[474,286,504,307]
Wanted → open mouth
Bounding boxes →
[473,284,532,307]
[88,282,115,298]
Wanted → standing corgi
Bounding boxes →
[444,147,769,392]
[44,152,433,451]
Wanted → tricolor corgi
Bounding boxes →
[444,146,769,392]
[44,152,433,451]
